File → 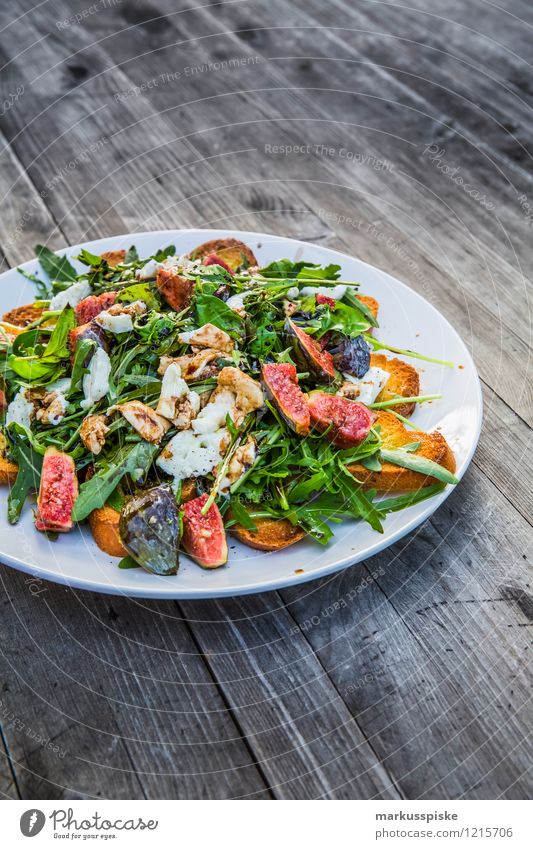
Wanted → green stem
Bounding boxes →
[386,410,418,429]
[369,393,442,409]
[365,334,454,367]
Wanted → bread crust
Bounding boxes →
[371,352,420,417]
[189,238,257,271]
[100,249,126,267]
[348,410,456,492]
[2,304,44,327]
[88,505,128,557]
[231,517,305,551]
[0,456,19,485]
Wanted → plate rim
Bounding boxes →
[0,228,483,599]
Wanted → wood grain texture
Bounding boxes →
[0,0,530,800]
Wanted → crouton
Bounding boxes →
[100,249,126,267]
[88,506,127,557]
[348,410,456,492]
[188,238,257,272]
[370,353,420,417]
[231,517,305,551]
[0,456,18,485]
[2,304,44,327]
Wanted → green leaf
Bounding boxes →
[258,260,341,280]
[229,498,257,531]
[343,288,379,328]
[72,441,159,521]
[68,338,95,395]
[378,483,446,513]
[359,453,382,471]
[118,555,141,569]
[195,293,243,337]
[77,249,103,267]
[41,307,76,360]
[380,448,459,485]
[36,244,77,283]
[154,245,176,262]
[125,245,139,263]
[116,282,160,310]
[314,301,370,339]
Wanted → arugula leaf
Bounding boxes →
[259,260,341,280]
[229,498,257,531]
[72,441,159,521]
[77,249,102,267]
[195,293,243,337]
[378,483,446,513]
[125,245,139,263]
[68,338,95,395]
[380,448,459,485]
[116,283,160,310]
[118,555,141,569]
[343,288,379,328]
[9,307,75,382]
[36,244,77,283]
[7,442,43,524]
[154,245,176,262]
[41,307,76,360]
[297,302,370,339]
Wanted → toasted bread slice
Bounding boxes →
[189,238,257,271]
[231,517,305,551]
[349,410,456,492]
[88,505,128,557]
[100,249,126,267]
[371,353,419,417]
[0,456,18,485]
[356,294,379,320]
[3,304,44,327]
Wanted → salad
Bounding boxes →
[0,237,458,575]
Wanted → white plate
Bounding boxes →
[0,229,482,599]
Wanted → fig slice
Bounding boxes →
[261,362,310,435]
[285,319,335,382]
[155,266,195,312]
[181,494,228,569]
[119,484,180,575]
[75,291,118,325]
[309,391,377,448]
[35,447,78,533]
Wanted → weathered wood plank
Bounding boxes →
[0,570,271,799]
[0,0,529,803]
[281,464,532,799]
[179,593,401,799]
[69,0,532,421]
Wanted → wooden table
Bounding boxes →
[0,0,531,800]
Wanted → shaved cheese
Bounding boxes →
[156,429,225,481]
[81,347,111,410]
[192,389,235,434]
[6,389,34,429]
[342,366,390,405]
[300,284,347,300]
[49,281,91,311]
